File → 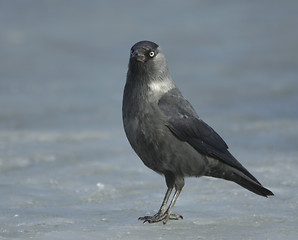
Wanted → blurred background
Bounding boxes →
[0,1,297,239]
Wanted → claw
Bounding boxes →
[138,213,183,224]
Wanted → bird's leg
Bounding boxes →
[139,188,183,224]
[157,186,173,214]
[162,189,182,224]
[139,173,184,224]
[138,187,173,223]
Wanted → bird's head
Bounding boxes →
[128,40,169,77]
[126,41,175,96]
[130,41,159,63]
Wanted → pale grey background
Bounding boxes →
[0,1,297,239]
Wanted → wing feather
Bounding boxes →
[158,88,260,183]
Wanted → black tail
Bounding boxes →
[231,168,274,197]
[207,163,274,197]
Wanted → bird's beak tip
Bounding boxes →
[131,49,146,62]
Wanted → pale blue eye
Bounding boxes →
[149,51,155,57]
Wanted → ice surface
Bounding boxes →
[0,1,297,239]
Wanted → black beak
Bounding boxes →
[131,49,146,62]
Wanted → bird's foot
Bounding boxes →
[138,212,183,224]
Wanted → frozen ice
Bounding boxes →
[0,1,297,239]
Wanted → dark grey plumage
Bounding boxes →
[122,40,273,224]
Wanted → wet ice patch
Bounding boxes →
[0,130,108,143]
[85,183,119,203]
[96,182,105,191]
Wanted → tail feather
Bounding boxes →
[207,163,274,197]
[233,171,274,197]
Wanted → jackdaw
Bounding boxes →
[122,40,273,224]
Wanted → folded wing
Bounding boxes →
[158,88,260,184]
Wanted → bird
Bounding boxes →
[122,40,274,224]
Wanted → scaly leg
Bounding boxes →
[139,188,183,224]
[162,189,182,224]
